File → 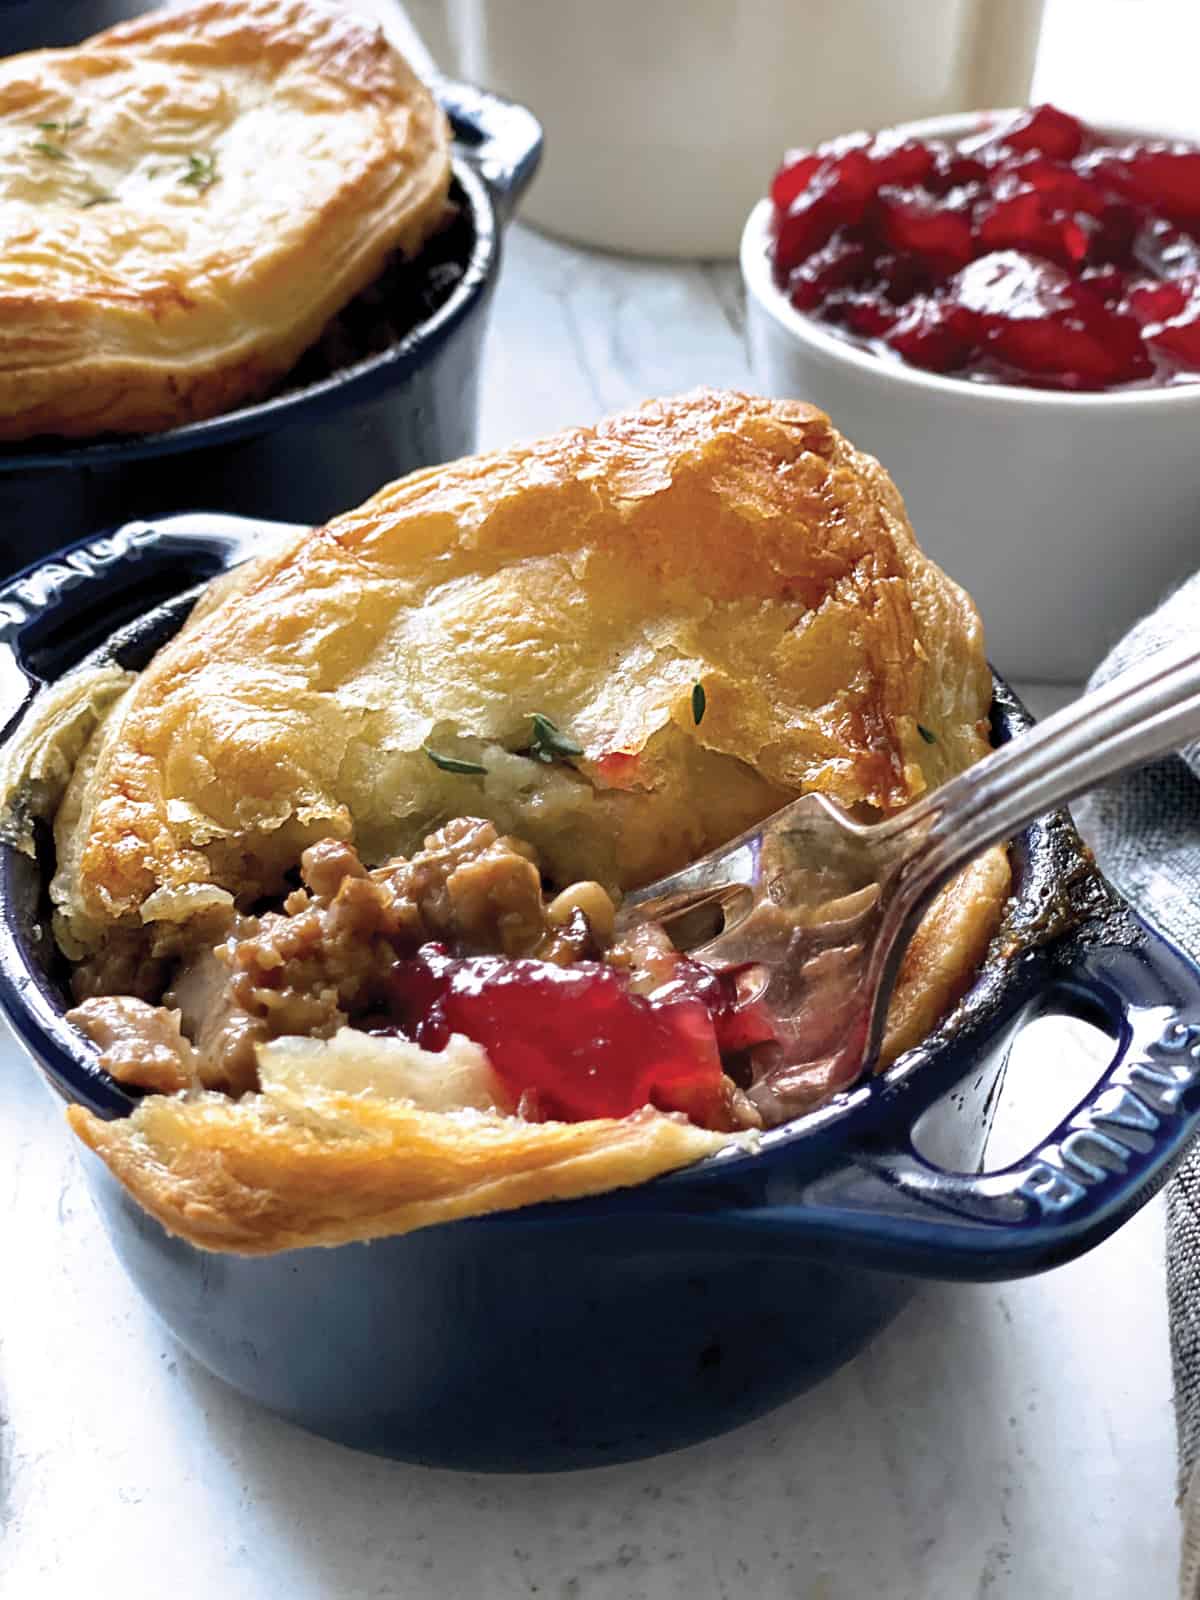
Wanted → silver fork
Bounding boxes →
[615,642,1200,1122]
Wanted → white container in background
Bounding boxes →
[741,115,1200,684]
[403,0,1046,258]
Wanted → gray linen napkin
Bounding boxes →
[1071,571,1200,1598]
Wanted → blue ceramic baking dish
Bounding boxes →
[0,76,541,576]
[0,0,146,52]
[3,517,1200,1471]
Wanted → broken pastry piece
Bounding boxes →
[7,388,1010,1252]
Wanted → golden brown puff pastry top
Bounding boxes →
[45,388,993,961]
[0,0,450,441]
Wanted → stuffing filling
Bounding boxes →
[69,818,772,1133]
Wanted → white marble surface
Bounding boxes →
[2,2,1191,1594]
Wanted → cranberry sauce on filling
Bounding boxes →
[67,819,774,1134]
[388,941,773,1127]
[768,103,1200,389]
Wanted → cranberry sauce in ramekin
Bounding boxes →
[768,104,1200,391]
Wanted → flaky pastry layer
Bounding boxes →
[50,388,996,956]
[0,0,450,440]
[68,1058,729,1255]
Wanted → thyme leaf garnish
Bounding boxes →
[691,682,706,726]
[424,746,487,776]
[31,113,85,161]
[527,713,582,764]
[179,152,218,191]
[917,723,937,745]
[80,192,116,208]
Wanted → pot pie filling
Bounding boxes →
[3,389,1011,1252]
[69,819,770,1132]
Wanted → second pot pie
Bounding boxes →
[3,389,1010,1253]
[0,0,450,441]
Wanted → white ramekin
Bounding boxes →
[741,113,1200,683]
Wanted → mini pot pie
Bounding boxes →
[0,0,450,441]
[2,389,1010,1253]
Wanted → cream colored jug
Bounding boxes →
[404,0,1046,258]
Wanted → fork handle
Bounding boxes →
[910,638,1200,886]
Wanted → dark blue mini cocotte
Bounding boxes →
[3,507,1200,1469]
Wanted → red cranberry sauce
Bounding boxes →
[768,105,1200,390]
[387,944,774,1130]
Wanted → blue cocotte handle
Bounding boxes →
[680,901,1200,1283]
[0,514,302,737]
[866,935,1200,1277]
[436,77,542,224]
